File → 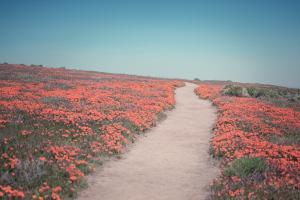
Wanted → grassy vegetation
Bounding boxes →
[224,157,267,179]
[210,157,300,199]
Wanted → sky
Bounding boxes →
[1,0,300,87]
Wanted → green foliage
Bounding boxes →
[244,86,300,111]
[247,87,279,98]
[246,87,258,97]
[247,86,300,103]
[222,85,249,97]
[30,64,43,67]
[225,157,267,178]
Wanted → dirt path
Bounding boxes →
[78,82,218,200]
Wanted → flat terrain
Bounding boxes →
[78,82,218,200]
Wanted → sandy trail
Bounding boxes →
[78,82,218,200]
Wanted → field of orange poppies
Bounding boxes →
[195,83,300,199]
[0,64,182,199]
[1,64,299,199]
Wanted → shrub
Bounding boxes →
[247,87,259,97]
[222,85,249,97]
[258,89,278,98]
[247,87,279,99]
[30,64,43,68]
[225,157,267,178]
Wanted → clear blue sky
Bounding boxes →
[1,0,300,87]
